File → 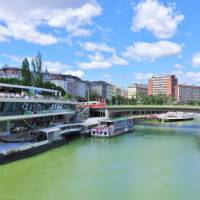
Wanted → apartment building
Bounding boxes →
[176,84,200,103]
[0,66,21,79]
[89,81,113,100]
[148,75,177,97]
[128,83,148,99]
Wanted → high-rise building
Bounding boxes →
[112,85,121,97]
[120,88,128,98]
[148,75,177,97]
[89,81,112,100]
[176,84,200,103]
[128,83,148,99]
[62,75,78,97]
[48,73,65,90]
[77,79,87,98]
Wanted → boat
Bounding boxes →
[157,112,194,122]
[91,118,134,137]
[0,83,81,164]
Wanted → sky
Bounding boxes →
[0,0,200,88]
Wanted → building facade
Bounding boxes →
[120,88,128,98]
[148,75,177,97]
[0,67,21,79]
[112,85,121,97]
[49,73,65,90]
[176,84,200,103]
[89,81,112,100]
[128,83,148,99]
[77,79,87,98]
[106,84,113,101]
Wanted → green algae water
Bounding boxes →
[1,120,200,200]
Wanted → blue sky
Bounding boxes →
[0,0,200,87]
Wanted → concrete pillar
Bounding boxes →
[105,109,110,118]
[6,121,11,135]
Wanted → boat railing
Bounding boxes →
[1,140,49,155]
[0,92,68,101]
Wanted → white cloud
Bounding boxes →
[78,52,128,70]
[0,0,101,45]
[122,41,182,61]
[2,53,22,63]
[111,54,128,65]
[102,73,112,83]
[174,63,183,69]
[172,70,200,83]
[1,53,73,74]
[63,70,84,78]
[43,61,71,73]
[134,72,154,81]
[79,41,115,52]
[192,52,200,67]
[132,0,184,39]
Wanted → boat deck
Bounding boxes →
[0,143,30,155]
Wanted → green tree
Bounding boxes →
[89,92,99,101]
[21,58,32,86]
[42,81,66,97]
[32,52,43,87]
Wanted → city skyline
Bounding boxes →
[0,0,200,87]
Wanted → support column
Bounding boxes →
[6,121,11,135]
[105,109,110,118]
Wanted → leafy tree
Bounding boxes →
[89,92,99,101]
[42,81,66,97]
[21,58,32,86]
[32,52,43,87]
[76,96,86,102]
[64,93,72,100]
[0,78,21,85]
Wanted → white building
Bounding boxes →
[128,83,148,99]
[49,74,65,90]
[176,84,200,103]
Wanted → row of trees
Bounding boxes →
[109,93,176,105]
[109,93,200,106]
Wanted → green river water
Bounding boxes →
[1,120,200,200]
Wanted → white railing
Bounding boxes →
[0,93,67,101]
[1,140,49,155]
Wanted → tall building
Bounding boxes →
[112,85,121,97]
[77,79,87,98]
[89,81,112,100]
[106,84,113,101]
[63,75,78,97]
[120,88,128,98]
[176,84,200,103]
[148,75,177,97]
[128,83,148,99]
[44,71,87,98]
[48,73,65,90]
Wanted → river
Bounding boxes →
[1,120,200,200]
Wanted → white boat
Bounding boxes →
[157,112,194,122]
[91,118,134,137]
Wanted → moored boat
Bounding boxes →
[91,118,134,137]
[157,112,194,122]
